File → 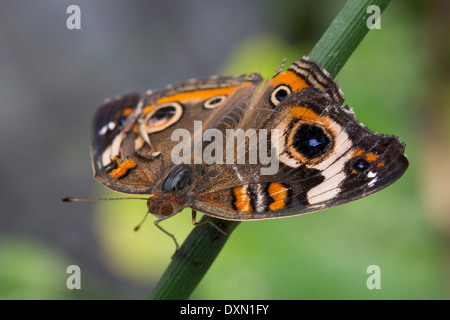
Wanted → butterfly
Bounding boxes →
[90,56,408,245]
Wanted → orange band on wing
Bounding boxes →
[122,108,134,117]
[365,152,379,162]
[270,70,309,92]
[233,185,253,214]
[109,158,137,179]
[290,106,333,127]
[142,105,156,116]
[159,84,248,104]
[352,148,365,158]
[376,160,385,169]
[268,182,288,211]
[142,84,248,114]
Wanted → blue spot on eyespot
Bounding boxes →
[353,159,369,171]
[293,124,331,159]
[308,138,320,147]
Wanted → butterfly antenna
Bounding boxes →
[62,196,148,202]
[134,211,150,231]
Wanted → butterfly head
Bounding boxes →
[147,164,199,218]
[146,192,181,219]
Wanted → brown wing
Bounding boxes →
[91,73,263,194]
[187,58,408,220]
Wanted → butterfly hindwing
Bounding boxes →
[187,58,408,220]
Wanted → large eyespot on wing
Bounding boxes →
[288,122,335,164]
[275,103,340,169]
[270,85,292,107]
[142,102,184,134]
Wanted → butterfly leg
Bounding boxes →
[154,218,179,255]
[145,139,162,159]
[191,210,227,236]
[137,117,162,159]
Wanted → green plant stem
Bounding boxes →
[310,0,391,77]
[149,0,391,300]
[149,217,240,300]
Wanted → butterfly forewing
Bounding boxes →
[91,74,263,195]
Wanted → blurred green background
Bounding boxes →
[0,0,449,299]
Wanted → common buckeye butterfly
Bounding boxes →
[83,57,408,246]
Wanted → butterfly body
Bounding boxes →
[91,57,408,223]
